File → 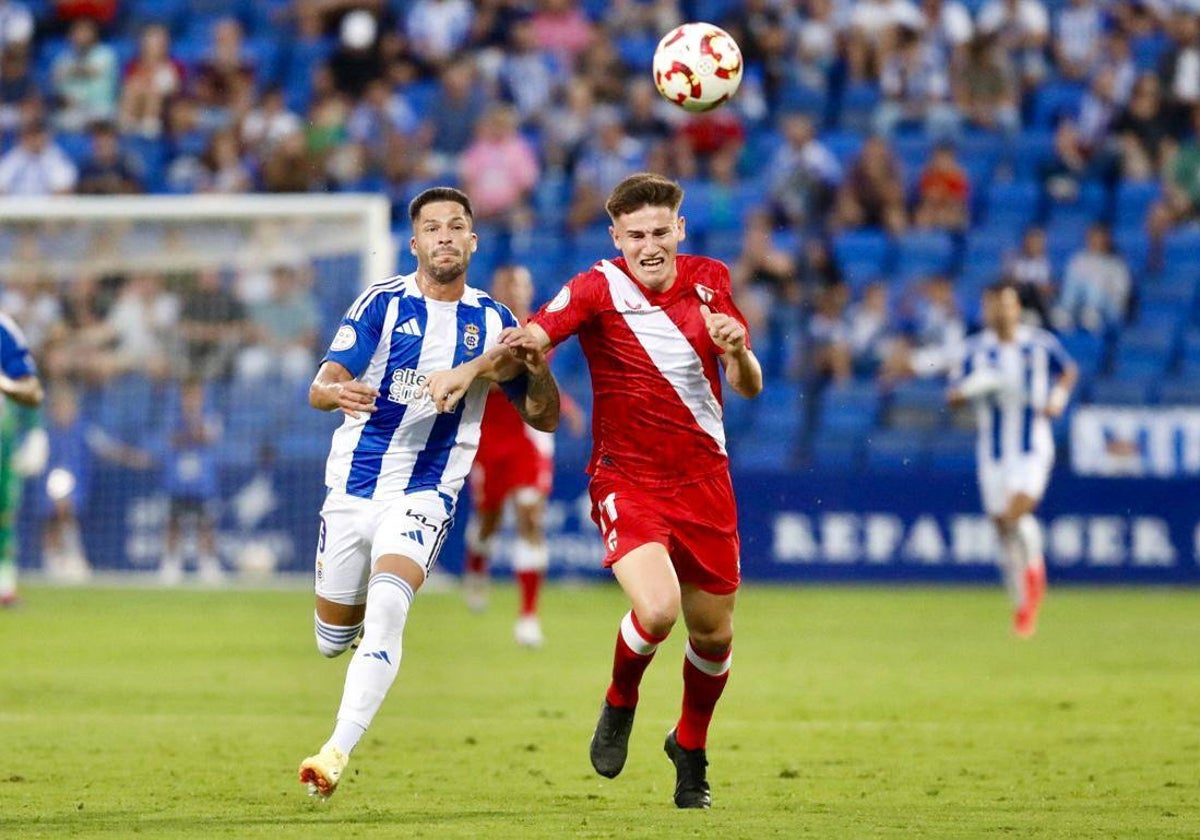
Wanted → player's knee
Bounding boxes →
[689,627,733,654]
[314,616,363,658]
[635,598,680,637]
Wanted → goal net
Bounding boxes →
[0,194,392,581]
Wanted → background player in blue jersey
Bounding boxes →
[0,311,44,606]
[298,187,561,798]
[948,282,1078,638]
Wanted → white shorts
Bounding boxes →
[978,452,1053,517]
[314,489,454,605]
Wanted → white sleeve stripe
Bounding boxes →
[348,275,408,320]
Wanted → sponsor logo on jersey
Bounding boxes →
[463,323,479,350]
[388,368,429,405]
[330,324,357,351]
[695,284,714,303]
[395,318,422,337]
[547,285,570,312]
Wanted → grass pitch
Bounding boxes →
[3,582,1199,839]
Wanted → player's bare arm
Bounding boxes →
[1045,363,1079,419]
[699,305,762,399]
[423,343,521,414]
[509,340,561,433]
[0,373,43,408]
[309,361,379,418]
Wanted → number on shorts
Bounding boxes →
[317,515,327,554]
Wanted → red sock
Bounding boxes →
[516,570,541,616]
[465,550,486,575]
[605,610,669,709]
[675,639,731,750]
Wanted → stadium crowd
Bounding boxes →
[0,0,1199,471]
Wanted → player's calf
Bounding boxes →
[314,614,364,658]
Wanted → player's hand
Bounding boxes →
[499,327,550,376]
[699,304,746,353]
[423,366,475,413]
[332,380,379,418]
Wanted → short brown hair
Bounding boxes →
[605,173,684,220]
[409,186,474,223]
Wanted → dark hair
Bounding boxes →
[605,173,684,220]
[408,186,473,223]
[985,279,1021,296]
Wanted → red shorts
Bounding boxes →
[471,438,552,514]
[588,470,741,595]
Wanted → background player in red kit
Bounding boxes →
[501,173,763,809]
[464,265,584,648]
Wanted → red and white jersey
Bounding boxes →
[531,254,749,487]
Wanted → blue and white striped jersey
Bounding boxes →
[951,325,1074,466]
[321,272,519,511]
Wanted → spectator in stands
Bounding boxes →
[0,45,32,131]
[977,0,1049,94]
[845,0,924,83]
[806,281,854,384]
[797,236,844,299]
[833,135,908,235]
[177,268,247,380]
[953,32,1021,136]
[720,0,799,108]
[622,78,674,151]
[241,86,303,160]
[766,112,841,234]
[795,0,839,93]
[1158,11,1200,134]
[1113,72,1173,181]
[50,17,117,132]
[921,0,974,61]
[458,104,540,231]
[574,30,630,105]
[1097,28,1136,106]
[347,76,418,178]
[118,23,185,139]
[675,108,745,168]
[405,0,475,68]
[261,130,318,192]
[495,11,562,127]
[198,128,252,194]
[731,210,799,376]
[49,0,118,30]
[881,274,965,380]
[1053,0,1103,82]
[193,18,256,131]
[419,57,488,176]
[0,119,77,195]
[541,78,598,172]
[531,0,595,67]
[1147,105,1200,265]
[77,121,143,194]
[847,281,894,377]
[1004,225,1055,327]
[914,143,971,231]
[1039,116,1105,203]
[102,271,178,380]
[873,23,961,140]
[1056,223,1131,333]
[328,9,385,99]
[0,1,33,58]
[567,108,645,231]
[237,263,320,383]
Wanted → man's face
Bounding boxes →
[609,204,686,291]
[411,201,476,285]
[990,287,1021,331]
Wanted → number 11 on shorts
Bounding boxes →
[597,492,619,552]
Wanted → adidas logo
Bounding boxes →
[402,530,425,546]
[395,318,422,336]
[363,649,391,664]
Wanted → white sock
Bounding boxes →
[997,530,1025,607]
[328,572,414,756]
[511,537,549,573]
[1016,515,1044,571]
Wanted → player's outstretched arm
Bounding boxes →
[0,373,43,408]
[1045,363,1079,419]
[309,361,379,418]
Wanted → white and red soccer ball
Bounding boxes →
[652,22,744,113]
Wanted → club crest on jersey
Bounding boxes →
[695,284,714,304]
[547,285,570,312]
[330,324,356,351]
[388,368,428,405]
[463,323,480,350]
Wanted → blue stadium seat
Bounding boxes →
[1087,377,1152,406]
[863,429,927,472]
[926,429,976,472]
[1059,331,1105,377]
[833,229,891,277]
[820,131,864,168]
[983,180,1039,229]
[1161,226,1200,272]
[817,382,880,436]
[1158,379,1200,405]
[808,431,863,471]
[1011,131,1055,181]
[884,380,948,431]
[895,230,955,281]
[1114,181,1161,232]
[1110,346,1170,380]
[1032,80,1086,128]
[839,83,881,133]
[1179,330,1200,377]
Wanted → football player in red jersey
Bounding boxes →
[501,173,763,808]
[464,265,585,647]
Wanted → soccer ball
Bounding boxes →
[652,22,743,113]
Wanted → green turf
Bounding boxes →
[3,582,1199,838]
